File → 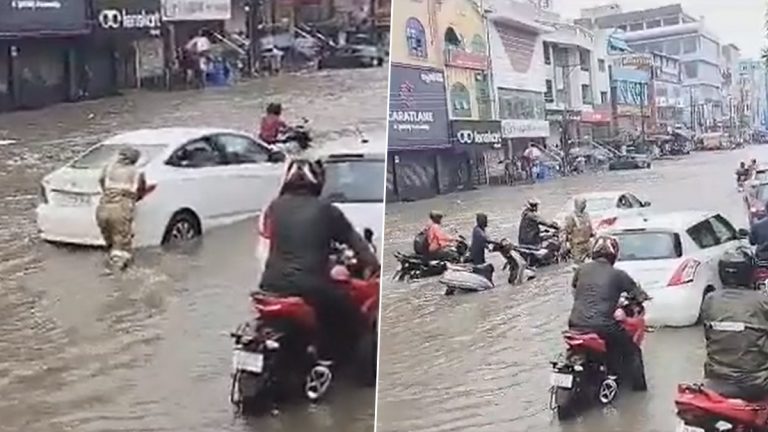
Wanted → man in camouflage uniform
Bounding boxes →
[562,197,593,264]
[96,147,146,270]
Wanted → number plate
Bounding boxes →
[232,350,264,373]
[550,372,573,389]
[58,193,91,207]
[675,421,704,432]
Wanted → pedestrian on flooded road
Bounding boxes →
[96,147,146,271]
[469,213,491,265]
[562,197,593,263]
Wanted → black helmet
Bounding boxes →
[279,158,325,196]
[718,246,755,288]
[591,235,620,265]
[267,102,282,116]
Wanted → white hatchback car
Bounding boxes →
[605,211,749,327]
[555,191,651,232]
[254,151,385,281]
[36,127,286,247]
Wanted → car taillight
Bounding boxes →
[137,183,156,202]
[668,259,701,286]
[596,216,618,230]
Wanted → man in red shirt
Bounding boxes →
[259,102,289,144]
[426,211,458,261]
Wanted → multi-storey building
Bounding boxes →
[576,3,723,133]
[738,60,768,131]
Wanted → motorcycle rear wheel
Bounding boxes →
[356,323,378,386]
[232,370,271,414]
[551,387,578,420]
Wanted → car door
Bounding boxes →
[624,193,649,218]
[211,133,284,216]
[164,137,230,223]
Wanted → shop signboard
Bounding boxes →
[94,0,162,37]
[450,120,503,146]
[162,0,230,21]
[0,0,88,35]
[501,119,549,138]
[388,64,451,150]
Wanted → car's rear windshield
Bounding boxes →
[614,231,682,261]
[321,159,384,203]
[70,143,167,169]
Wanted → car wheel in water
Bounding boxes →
[162,211,201,246]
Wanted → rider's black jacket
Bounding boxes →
[568,258,649,331]
[518,208,555,246]
[260,193,377,293]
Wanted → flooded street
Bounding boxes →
[0,67,386,432]
[377,148,763,432]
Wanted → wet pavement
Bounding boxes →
[377,147,763,432]
[0,67,387,432]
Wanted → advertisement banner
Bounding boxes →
[501,119,549,138]
[388,64,451,150]
[450,120,502,146]
[94,0,162,37]
[0,0,88,35]
[162,0,230,21]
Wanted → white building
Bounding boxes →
[576,3,723,132]
[738,60,768,131]
[486,0,552,153]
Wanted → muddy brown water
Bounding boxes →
[0,67,387,432]
[377,148,761,432]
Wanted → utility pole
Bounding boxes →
[557,60,581,175]
[640,82,646,146]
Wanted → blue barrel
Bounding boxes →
[206,60,229,87]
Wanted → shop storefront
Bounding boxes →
[388,63,451,202]
[450,119,502,186]
[92,0,164,91]
[580,109,612,139]
[0,0,89,110]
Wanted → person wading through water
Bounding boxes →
[562,197,594,264]
[96,147,147,271]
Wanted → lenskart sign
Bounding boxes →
[501,119,549,138]
[97,8,161,35]
[451,120,503,146]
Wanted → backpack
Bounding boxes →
[413,228,429,256]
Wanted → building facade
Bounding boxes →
[738,60,768,132]
[487,0,550,169]
[577,3,723,133]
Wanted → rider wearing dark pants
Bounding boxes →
[568,235,650,390]
[259,159,379,362]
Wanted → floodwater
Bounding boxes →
[0,67,387,432]
[377,148,761,432]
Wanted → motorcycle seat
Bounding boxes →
[250,290,307,307]
[562,331,607,353]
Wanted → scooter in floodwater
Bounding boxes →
[228,243,378,415]
[439,239,535,295]
[263,118,313,155]
[515,227,568,268]
[393,236,470,282]
[549,294,648,420]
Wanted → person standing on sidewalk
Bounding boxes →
[96,147,146,271]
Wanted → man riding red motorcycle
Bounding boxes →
[568,235,650,391]
[259,158,380,363]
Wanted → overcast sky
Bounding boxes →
[552,0,766,58]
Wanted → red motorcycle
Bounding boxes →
[675,384,768,432]
[229,253,379,414]
[549,296,647,420]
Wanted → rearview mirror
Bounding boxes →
[642,201,651,207]
[737,228,750,239]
